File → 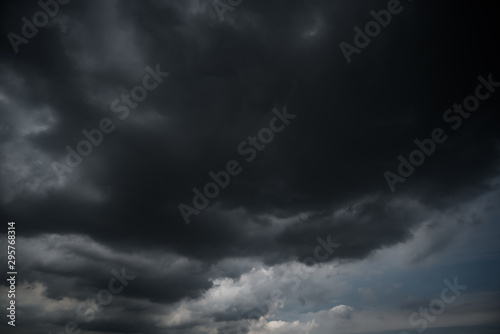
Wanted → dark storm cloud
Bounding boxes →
[1,0,499,266]
[2,0,497,255]
[0,0,499,332]
[14,234,220,305]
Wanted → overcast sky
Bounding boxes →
[1,0,499,334]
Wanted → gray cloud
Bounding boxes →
[1,0,499,333]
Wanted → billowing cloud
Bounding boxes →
[0,0,499,333]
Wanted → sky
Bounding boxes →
[0,0,499,333]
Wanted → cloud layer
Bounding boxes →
[0,0,499,333]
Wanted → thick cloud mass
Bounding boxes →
[0,0,499,333]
